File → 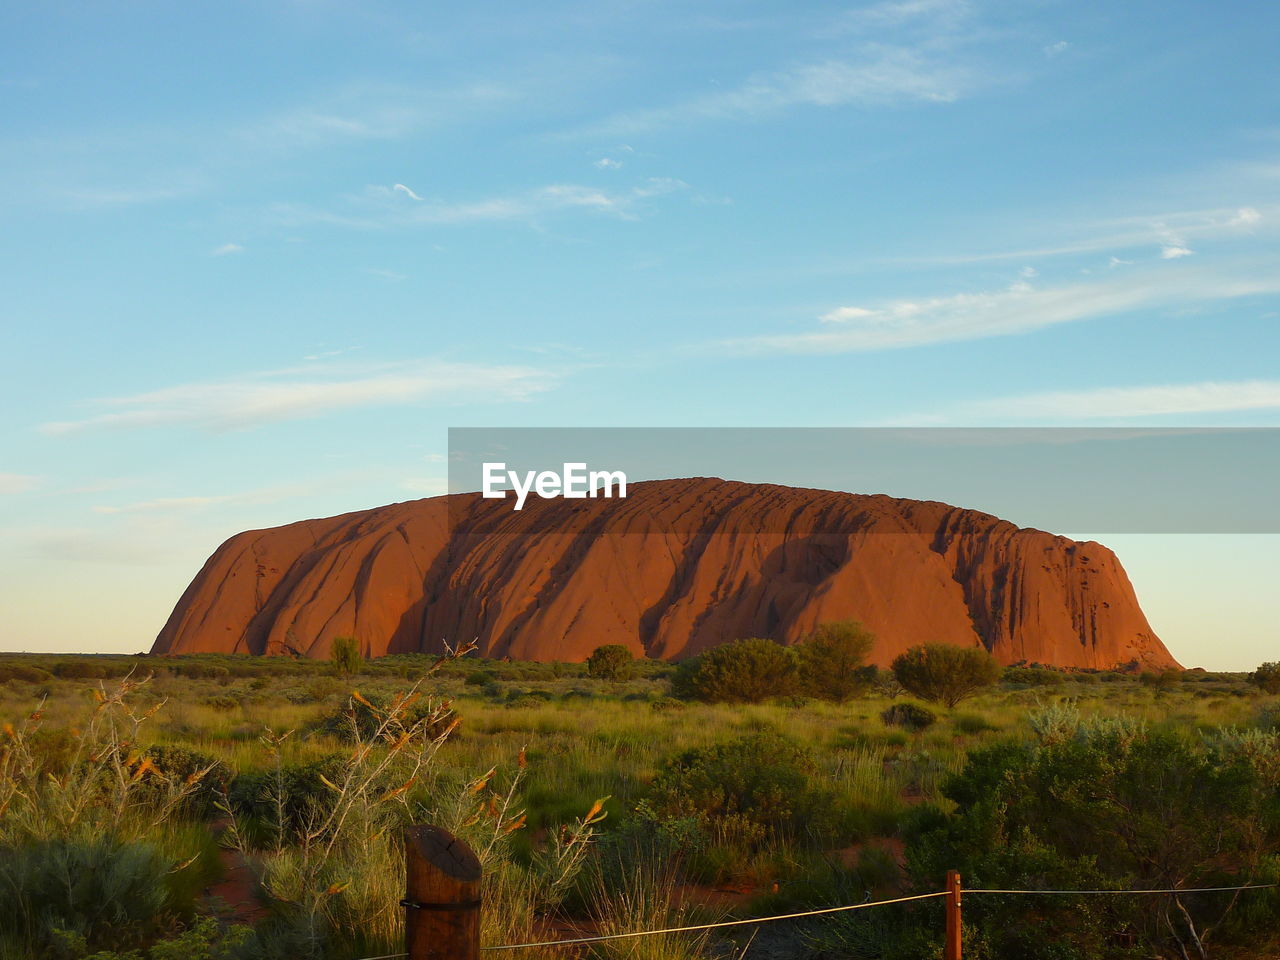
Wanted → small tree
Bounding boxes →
[890,643,1000,708]
[586,644,635,681]
[796,619,875,703]
[1249,661,1280,694]
[330,635,362,679]
[673,638,796,703]
[1138,667,1180,693]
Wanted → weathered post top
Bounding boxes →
[404,825,483,960]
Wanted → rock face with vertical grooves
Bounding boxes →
[151,478,1179,669]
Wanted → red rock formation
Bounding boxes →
[151,478,1178,670]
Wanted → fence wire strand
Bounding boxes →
[351,880,1279,959]
[966,884,1279,896]
[482,890,948,951]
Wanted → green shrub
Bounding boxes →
[880,702,937,731]
[0,838,179,954]
[906,722,1280,960]
[227,755,347,841]
[796,620,875,703]
[329,636,362,678]
[317,693,454,743]
[890,644,1001,708]
[0,662,54,684]
[169,662,230,681]
[586,644,635,682]
[1249,661,1280,695]
[1002,666,1063,687]
[139,745,227,816]
[640,732,830,846]
[672,638,797,703]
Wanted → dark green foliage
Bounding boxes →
[0,838,182,954]
[891,644,1001,708]
[640,732,830,845]
[671,638,797,703]
[585,644,635,681]
[1138,667,1181,691]
[329,635,362,678]
[168,662,231,680]
[227,755,347,840]
[50,659,132,680]
[316,692,453,742]
[881,701,937,731]
[796,620,875,703]
[1003,666,1065,687]
[1249,661,1280,695]
[905,722,1280,959]
[139,745,227,816]
[0,662,53,683]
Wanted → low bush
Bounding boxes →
[640,732,833,846]
[0,838,180,954]
[586,644,635,682]
[881,702,937,731]
[0,662,53,684]
[672,638,797,703]
[796,620,875,703]
[891,644,1001,707]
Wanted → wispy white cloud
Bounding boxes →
[892,205,1270,266]
[957,380,1280,420]
[0,473,41,495]
[1044,40,1070,57]
[393,183,423,200]
[284,178,689,228]
[211,242,244,256]
[723,268,1280,355]
[577,48,972,137]
[1161,244,1194,259]
[828,0,971,34]
[40,359,558,435]
[62,185,196,208]
[594,157,623,170]
[240,82,514,150]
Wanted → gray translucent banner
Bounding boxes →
[446,427,1280,534]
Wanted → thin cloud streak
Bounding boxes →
[885,205,1269,266]
[40,360,558,435]
[574,47,972,138]
[958,380,1280,420]
[722,268,1280,355]
[284,178,689,228]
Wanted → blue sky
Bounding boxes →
[2,0,1278,667]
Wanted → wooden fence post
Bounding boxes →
[944,869,962,960]
[404,825,482,960]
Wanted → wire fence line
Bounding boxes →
[966,884,1279,896]
[484,890,948,951]
[355,880,1280,960]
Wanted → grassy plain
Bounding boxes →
[1,652,1277,960]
